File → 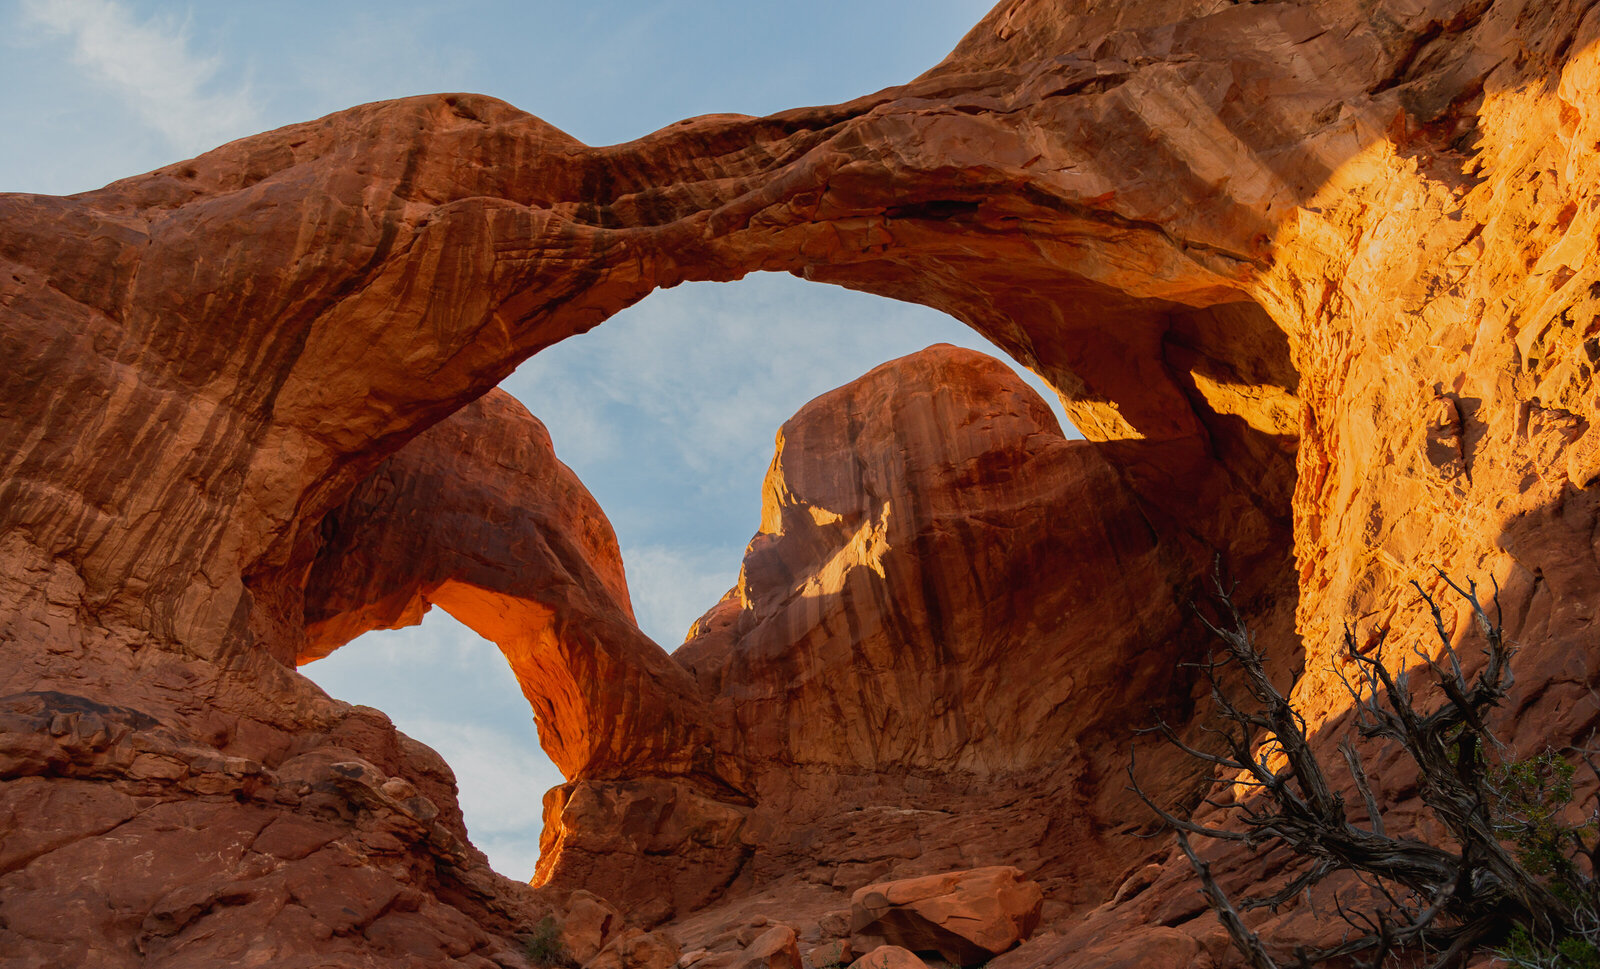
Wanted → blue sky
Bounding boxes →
[3,0,1080,879]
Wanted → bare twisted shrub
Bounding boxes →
[1131,566,1600,968]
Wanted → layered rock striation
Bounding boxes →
[528,345,1222,928]
[5,0,1600,965]
[678,346,1180,777]
[664,346,1214,913]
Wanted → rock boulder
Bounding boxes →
[733,925,802,969]
[588,929,683,969]
[849,867,1043,965]
[846,947,931,969]
[563,890,624,965]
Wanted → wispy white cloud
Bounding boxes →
[512,275,1074,487]
[20,0,257,155]
[405,719,565,832]
[300,611,561,879]
[621,544,743,646]
[403,718,560,879]
[503,274,1079,653]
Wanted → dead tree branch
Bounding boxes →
[1129,563,1600,968]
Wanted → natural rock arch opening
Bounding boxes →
[292,386,681,784]
[289,272,1112,878]
[274,253,1301,920]
[7,1,1600,965]
[0,62,1318,942]
[502,273,1085,631]
[300,610,562,878]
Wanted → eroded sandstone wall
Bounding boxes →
[544,345,1231,924]
[5,0,1600,965]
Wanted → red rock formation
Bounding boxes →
[849,946,932,969]
[296,388,718,783]
[848,867,1044,964]
[0,641,555,966]
[678,346,1189,776]
[4,0,1600,965]
[562,890,624,964]
[659,346,1214,923]
[731,925,803,969]
[587,929,682,969]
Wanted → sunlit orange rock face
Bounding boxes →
[5,0,1600,964]
[680,345,1183,777]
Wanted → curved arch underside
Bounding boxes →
[6,0,1600,963]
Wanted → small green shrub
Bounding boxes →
[523,915,575,969]
[1497,925,1600,969]
[1488,751,1600,969]
[1494,752,1588,882]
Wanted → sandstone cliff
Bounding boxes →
[529,344,1225,928]
[4,0,1600,965]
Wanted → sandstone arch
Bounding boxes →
[5,0,1585,664]
[295,389,720,783]
[5,0,1600,964]
[0,0,1356,664]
